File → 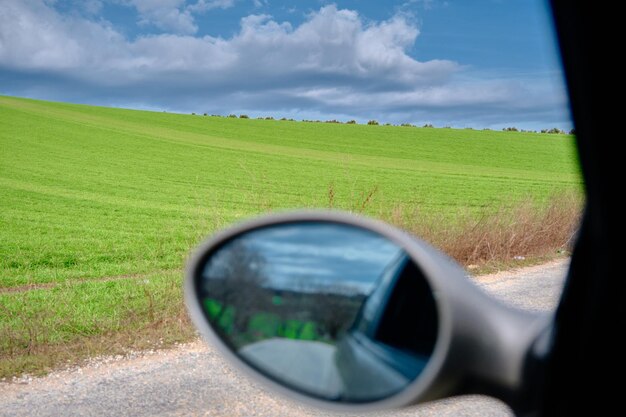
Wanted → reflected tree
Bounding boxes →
[203,239,269,334]
[203,238,369,346]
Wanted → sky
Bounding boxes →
[204,223,402,294]
[0,0,571,130]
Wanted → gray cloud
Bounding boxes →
[235,224,402,293]
[0,0,570,128]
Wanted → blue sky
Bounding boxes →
[0,0,571,129]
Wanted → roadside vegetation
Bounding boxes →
[0,96,582,379]
[382,191,581,273]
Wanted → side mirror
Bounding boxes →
[185,211,549,412]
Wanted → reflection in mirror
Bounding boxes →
[197,222,438,403]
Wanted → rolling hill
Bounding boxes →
[0,95,581,288]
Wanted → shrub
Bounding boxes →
[228,114,237,118]
[380,191,582,268]
[346,120,357,124]
[239,114,249,119]
[423,123,434,128]
[503,127,519,132]
[400,123,415,127]
[264,116,274,120]
[367,120,379,125]
[542,128,564,134]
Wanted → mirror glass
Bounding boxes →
[196,222,438,403]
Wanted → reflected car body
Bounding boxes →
[335,254,437,401]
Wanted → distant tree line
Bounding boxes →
[503,127,574,134]
[188,112,575,134]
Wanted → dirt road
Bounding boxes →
[0,259,568,417]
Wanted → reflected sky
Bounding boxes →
[210,223,402,295]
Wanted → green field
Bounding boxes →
[0,95,581,376]
[204,299,322,348]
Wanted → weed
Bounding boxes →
[0,96,583,378]
[380,191,582,268]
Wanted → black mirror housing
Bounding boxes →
[185,211,549,412]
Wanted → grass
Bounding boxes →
[0,271,194,379]
[384,191,582,272]
[0,95,583,378]
[204,299,323,348]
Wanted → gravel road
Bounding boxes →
[0,259,569,417]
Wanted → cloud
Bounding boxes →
[0,0,570,128]
[402,0,436,11]
[102,1,237,34]
[188,0,236,13]
[124,0,197,34]
[82,0,104,15]
[0,2,453,84]
[235,224,402,293]
[0,0,126,70]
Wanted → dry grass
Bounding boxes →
[1,191,582,380]
[380,191,582,271]
[0,308,194,381]
[0,274,195,380]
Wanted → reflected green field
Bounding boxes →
[204,299,322,348]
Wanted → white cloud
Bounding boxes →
[188,0,236,13]
[404,0,436,10]
[1,2,454,83]
[228,6,457,88]
[0,0,570,128]
[125,0,197,34]
[0,0,126,70]
[108,1,237,34]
